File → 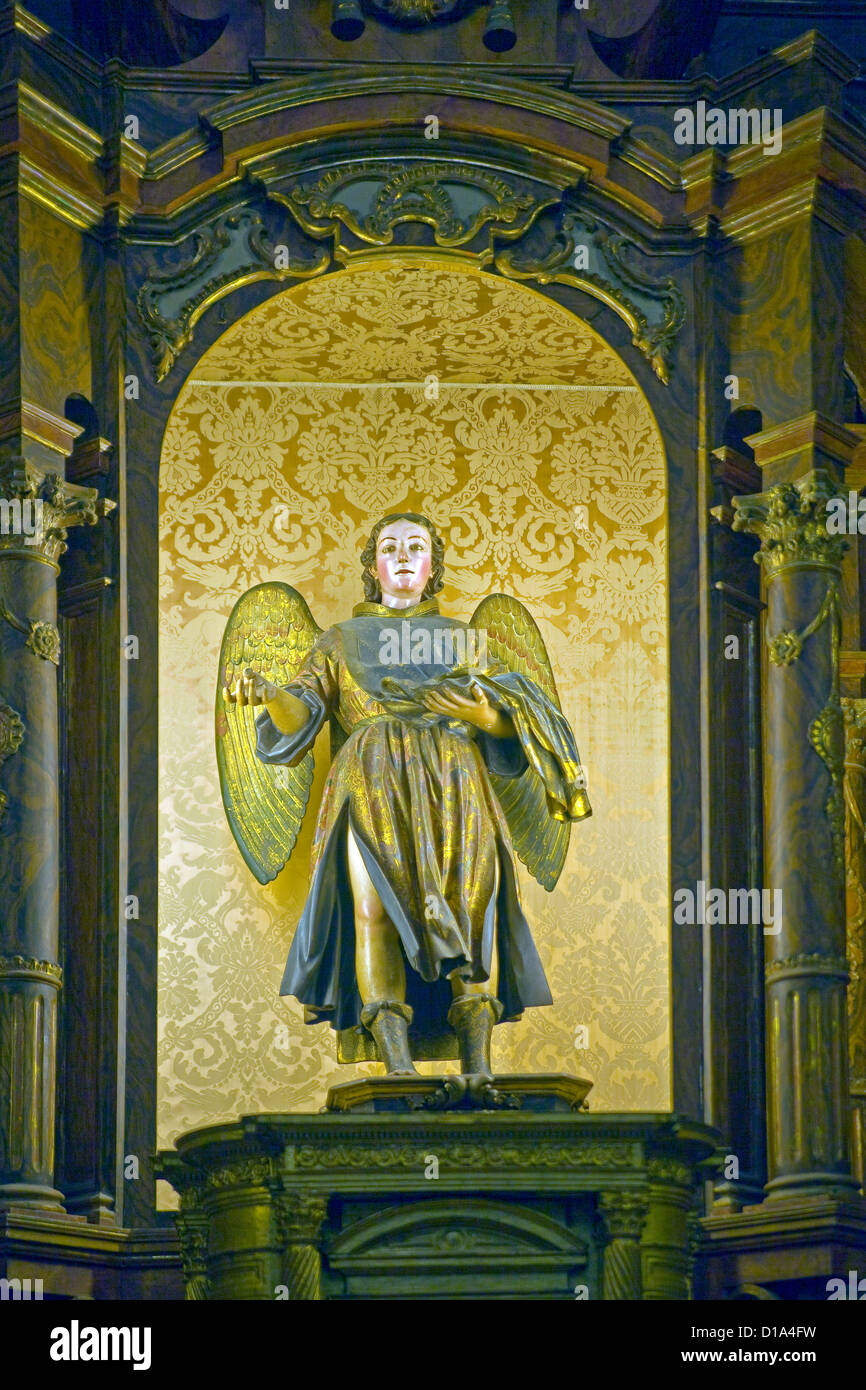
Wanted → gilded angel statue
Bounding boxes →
[217,513,591,1080]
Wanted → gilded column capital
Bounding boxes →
[732,470,848,578]
[275,1191,328,1245]
[597,1189,648,1240]
[0,455,115,569]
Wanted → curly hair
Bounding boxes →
[360,512,445,603]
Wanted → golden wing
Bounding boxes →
[216,582,321,885]
[472,593,572,891]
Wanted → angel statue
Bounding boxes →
[217,513,591,1085]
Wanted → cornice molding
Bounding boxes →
[0,399,83,458]
[17,156,104,231]
[746,413,862,473]
[17,84,103,163]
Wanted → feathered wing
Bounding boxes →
[216,582,321,885]
[472,593,576,891]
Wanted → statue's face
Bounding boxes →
[373,518,432,606]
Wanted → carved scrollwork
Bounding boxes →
[280,160,543,254]
[496,205,685,384]
[203,1155,277,1189]
[294,1141,636,1169]
[136,208,329,381]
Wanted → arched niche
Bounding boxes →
[156,255,670,1157]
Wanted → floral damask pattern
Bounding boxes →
[157,261,669,1175]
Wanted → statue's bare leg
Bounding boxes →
[347,825,406,1002]
[347,825,417,1075]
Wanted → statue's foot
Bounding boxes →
[447,993,504,1074]
[360,1000,418,1075]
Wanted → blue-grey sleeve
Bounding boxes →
[478,729,528,779]
[254,686,327,765]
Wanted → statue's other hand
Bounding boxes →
[422,681,514,738]
[223,667,275,709]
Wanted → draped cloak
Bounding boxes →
[255,596,587,1038]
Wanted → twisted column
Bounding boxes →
[0,456,112,1209]
[275,1192,328,1300]
[734,471,858,1198]
[175,1194,211,1301]
[598,1191,647,1300]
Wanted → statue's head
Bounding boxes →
[361,512,445,604]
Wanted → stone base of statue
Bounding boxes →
[325,1072,592,1113]
[156,1109,722,1301]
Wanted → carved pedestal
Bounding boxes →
[157,1112,720,1301]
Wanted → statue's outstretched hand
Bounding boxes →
[223,667,278,709]
[422,681,515,739]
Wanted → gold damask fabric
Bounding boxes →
[157,260,669,1182]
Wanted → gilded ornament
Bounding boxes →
[0,596,60,665]
[497,208,686,384]
[294,1141,636,1169]
[275,1192,328,1244]
[369,0,478,21]
[732,473,849,577]
[0,456,112,566]
[765,952,849,981]
[203,1156,276,1189]
[136,208,329,380]
[0,700,25,760]
[598,1190,649,1238]
[0,953,62,982]
[281,160,544,256]
[809,695,846,879]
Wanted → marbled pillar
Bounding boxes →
[734,429,861,1200]
[842,698,866,1192]
[0,455,112,1210]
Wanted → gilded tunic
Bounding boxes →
[255,596,585,1037]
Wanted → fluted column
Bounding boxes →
[842,698,866,1192]
[733,470,858,1199]
[0,455,113,1209]
[275,1192,328,1300]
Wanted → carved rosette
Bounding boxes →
[598,1191,648,1300]
[0,596,60,665]
[274,1192,328,1301]
[0,456,114,568]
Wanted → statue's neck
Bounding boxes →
[352,596,440,619]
